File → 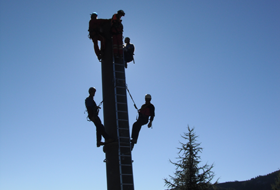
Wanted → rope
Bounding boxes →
[97,100,103,107]
[126,84,138,110]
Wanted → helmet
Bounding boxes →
[117,10,125,16]
[91,12,98,16]
[91,12,98,19]
[145,94,152,99]
[88,87,96,94]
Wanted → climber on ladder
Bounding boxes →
[123,37,135,68]
[85,87,114,147]
[131,94,155,150]
[111,10,125,59]
[88,12,108,62]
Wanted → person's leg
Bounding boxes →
[93,116,110,141]
[131,119,147,144]
[92,37,101,60]
[98,35,106,52]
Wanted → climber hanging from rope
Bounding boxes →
[130,94,155,150]
[85,87,115,147]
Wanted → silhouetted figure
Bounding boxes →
[111,10,125,59]
[123,37,135,68]
[131,94,155,150]
[85,87,114,147]
[88,12,108,61]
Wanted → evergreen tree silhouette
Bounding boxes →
[165,126,217,190]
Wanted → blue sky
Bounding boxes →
[0,0,279,190]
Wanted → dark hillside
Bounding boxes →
[212,170,280,190]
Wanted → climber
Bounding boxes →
[123,37,135,68]
[111,10,125,59]
[131,94,155,149]
[88,12,108,61]
[85,87,114,147]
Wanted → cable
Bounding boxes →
[126,84,138,110]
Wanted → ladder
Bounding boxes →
[113,57,135,190]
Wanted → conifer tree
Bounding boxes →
[164,126,217,190]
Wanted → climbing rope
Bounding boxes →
[97,100,103,107]
[125,84,138,110]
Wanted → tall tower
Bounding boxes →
[100,20,134,190]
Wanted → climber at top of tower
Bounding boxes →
[88,12,109,62]
[111,10,125,59]
[112,10,125,24]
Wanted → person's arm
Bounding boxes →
[148,105,155,128]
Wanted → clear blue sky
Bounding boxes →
[1,0,279,190]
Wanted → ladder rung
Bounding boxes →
[115,70,124,73]
[115,86,126,88]
[115,80,125,82]
[120,164,132,166]
[119,142,130,145]
[115,84,125,86]
[118,126,129,128]
[119,136,130,139]
[120,154,131,157]
[115,86,125,88]
[121,174,133,176]
[120,151,131,155]
[120,146,130,148]
[115,94,125,97]
[115,108,127,111]
[120,146,131,149]
[119,142,130,144]
[116,94,126,96]
[120,147,131,150]
[117,111,127,113]
[115,88,126,91]
[117,119,128,121]
[117,127,129,130]
[119,141,130,144]
[121,183,133,185]
[122,183,133,185]
[119,143,131,146]
[117,102,127,105]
